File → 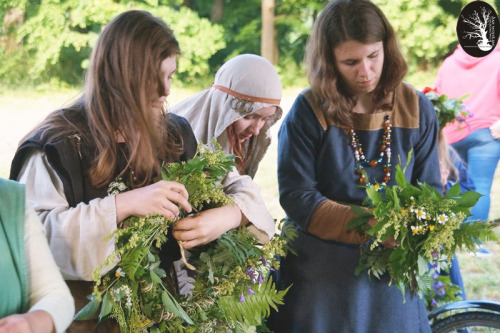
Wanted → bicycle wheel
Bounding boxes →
[431,311,500,332]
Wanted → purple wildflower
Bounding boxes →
[432,281,445,291]
[261,257,268,266]
[431,298,437,307]
[257,273,264,284]
[431,272,439,279]
[246,266,257,283]
[433,281,445,291]
[433,281,446,298]
[247,287,255,296]
[239,293,245,302]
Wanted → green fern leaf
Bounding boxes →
[120,246,149,281]
[218,278,290,326]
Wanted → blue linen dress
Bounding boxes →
[270,82,441,333]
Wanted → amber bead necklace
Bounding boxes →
[348,115,392,190]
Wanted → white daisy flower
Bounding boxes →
[437,213,448,225]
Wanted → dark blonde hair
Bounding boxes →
[305,0,407,126]
[28,10,182,188]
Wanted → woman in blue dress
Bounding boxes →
[269,0,441,332]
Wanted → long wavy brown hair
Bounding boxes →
[305,0,407,127]
[27,10,182,188]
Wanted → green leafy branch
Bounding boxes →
[347,151,498,300]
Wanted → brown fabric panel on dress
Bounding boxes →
[302,82,420,131]
[302,87,328,131]
[307,200,366,244]
[391,82,420,129]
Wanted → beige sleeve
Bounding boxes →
[223,168,275,243]
[17,151,117,280]
[25,205,75,333]
[307,200,366,244]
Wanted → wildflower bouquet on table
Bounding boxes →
[74,141,295,332]
[347,152,498,301]
[422,87,472,129]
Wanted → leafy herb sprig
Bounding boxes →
[347,152,497,301]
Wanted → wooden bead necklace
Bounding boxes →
[349,115,392,190]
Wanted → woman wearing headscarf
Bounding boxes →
[171,54,283,246]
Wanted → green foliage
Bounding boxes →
[162,141,235,211]
[217,278,290,326]
[347,152,498,301]
[152,6,225,84]
[184,0,262,73]
[166,218,296,332]
[0,0,224,86]
[4,0,499,88]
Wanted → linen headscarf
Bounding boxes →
[170,54,283,178]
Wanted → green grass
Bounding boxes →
[1,83,499,304]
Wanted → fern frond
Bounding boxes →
[120,246,149,281]
[454,220,498,251]
[217,278,290,326]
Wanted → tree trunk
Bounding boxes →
[211,0,224,23]
[1,8,24,54]
[261,0,278,65]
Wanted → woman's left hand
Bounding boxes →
[173,205,246,249]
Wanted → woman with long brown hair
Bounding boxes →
[9,10,255,331]
[269,0,441,331]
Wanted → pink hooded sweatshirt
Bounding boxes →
[434,45,500,144]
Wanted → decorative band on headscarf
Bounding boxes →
[212,83,281,105]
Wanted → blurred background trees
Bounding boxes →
[1,0,499,89]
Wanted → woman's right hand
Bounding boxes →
[115,180,192,223]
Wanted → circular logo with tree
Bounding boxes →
[456,1,500,57]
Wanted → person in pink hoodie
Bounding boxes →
[434,44,500,256]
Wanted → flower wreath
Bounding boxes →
[74,141,295,332]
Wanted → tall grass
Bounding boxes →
[1,84,498,303]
